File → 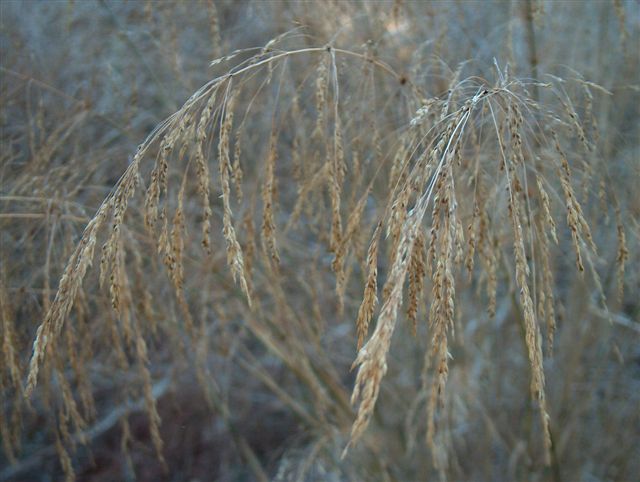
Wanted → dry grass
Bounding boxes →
[1,1,639,481]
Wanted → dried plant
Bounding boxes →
[1,2,638,481]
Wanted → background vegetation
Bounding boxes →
[1,1,638,481]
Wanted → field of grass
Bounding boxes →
[1,1,638,481]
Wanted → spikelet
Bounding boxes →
[426,164,456,455]
[355,222,381,351]
[536,174,558,244]
[100,160,140,316]
[388,135,409,190]
[195,85,219,253]
[353,104,472,459]
[333,111,347,185]
[314,54,329,138]
[453,216,465,266]
[508,102,526,164]
[145,132,175,233]
[387,186,410,271]
[582,84,599,146]
[481,230,498,318]
[261,128,280,266]
[232,121,245,202]
[553,132,596,272]
[144,160,161,233]
[506,154,551,464]
[427,175,444,274]
[565,99,591,153]
[26,198,111,396]
[537,222,556,354]
[329,114,346,253]
[168,171,196,337]
[346,140,443,455]
[219,86,252,304]
[242,202,256,296]
[407,230,426,335]
[333,187,369,315]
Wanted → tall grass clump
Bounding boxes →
[1,1,638,481]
